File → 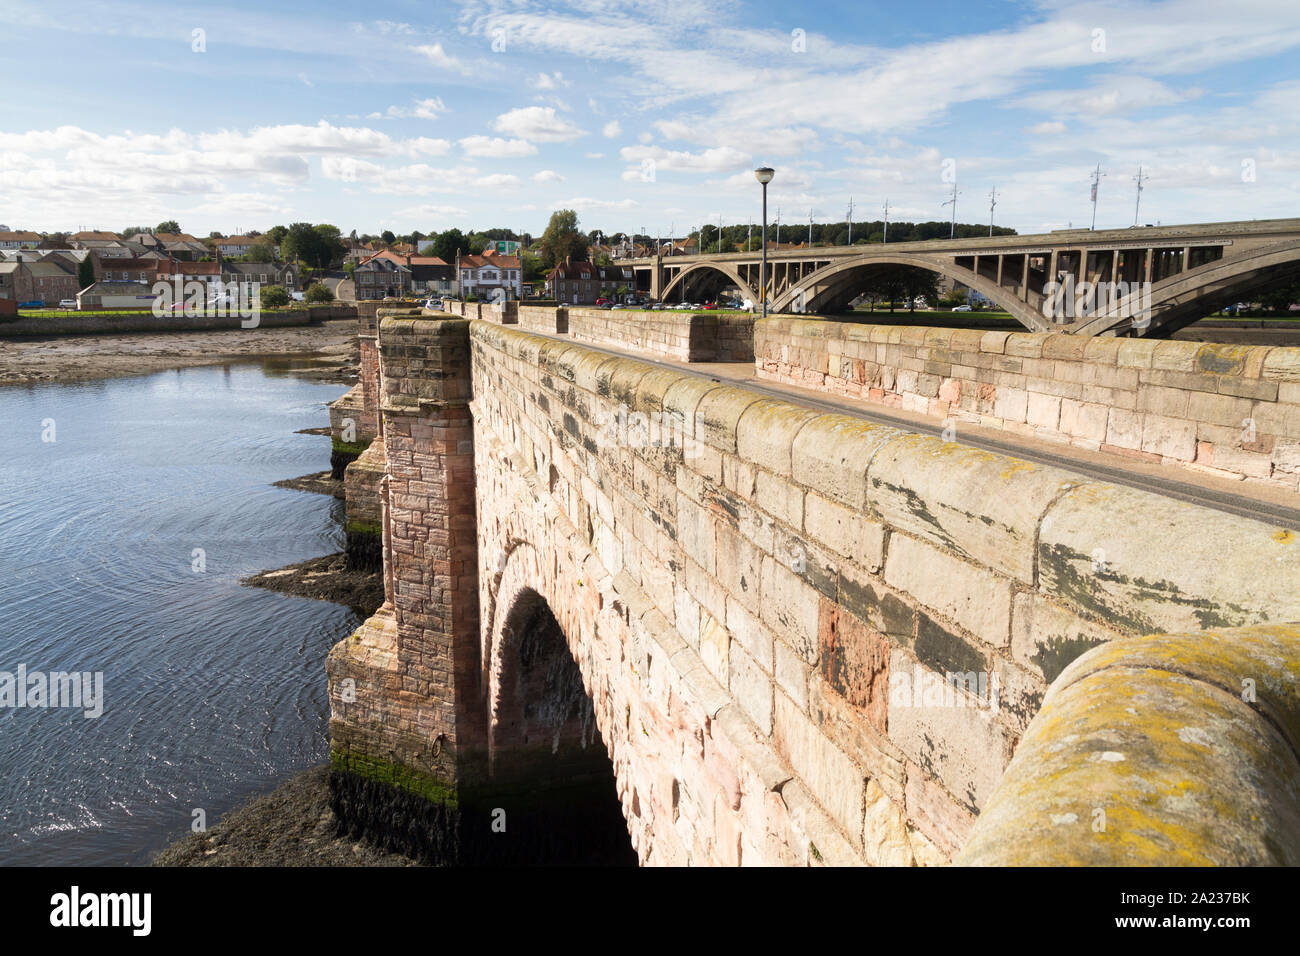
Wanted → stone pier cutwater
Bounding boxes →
[324,305,1300,866]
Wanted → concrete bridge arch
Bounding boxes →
[1072,235,1300,336]
[768,252,1052,331]
[660,260,755,303]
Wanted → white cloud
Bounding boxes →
[1020,77,1202,118]
[492,107,586,142]
[477,173,522,188]
[412,42,469,75]
[1027,120,1067,135]
[379,97,447,121]
[584,152,605,159]
[619,144,751,175]
[459,136,537,158]
[552,197,639,211]
[602,120,622,138]
[532,71,569,89]
[532,169,564,182]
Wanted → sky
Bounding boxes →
[1,0,1298,240]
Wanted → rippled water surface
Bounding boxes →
[0,365,357,865]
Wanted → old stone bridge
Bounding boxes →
[626,217,1300,338]
[323,299,1300,866]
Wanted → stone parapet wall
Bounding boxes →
[442,298,748,362]
[755,318,1300,492]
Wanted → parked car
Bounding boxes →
[702,301,717,310]
[595,297,611,306]
[651,303,665,310]
[58,299,77,310]
[952,304,972,312]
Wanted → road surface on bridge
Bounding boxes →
[525,331,1300,529]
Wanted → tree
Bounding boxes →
[431,228,465,263]
[245,240,277,262]
[156,220,181,235]
[122,225,147,239]
[539,209,587,268]
[280,222,344,270]
[938,286,968,308]
[313,224,346,267]
[266,225,288,245]
[260,284,290,308]
[901,268,940,310]
[1258,279,1300,314]
[77,256,95,290]
[522,252,548,283]
[305,283,334,304]
[381,230,396,245]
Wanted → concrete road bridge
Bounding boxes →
[625,218,1300,338]
[322,300,1300,866]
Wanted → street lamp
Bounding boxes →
[755,165,774,317]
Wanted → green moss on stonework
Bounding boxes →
[329,749,459,808]
[332,438,369,457]
[344,519,383,537]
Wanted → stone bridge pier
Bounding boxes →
[326,308,1300,867]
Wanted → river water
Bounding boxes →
[0,363,359,865]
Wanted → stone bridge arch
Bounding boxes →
[768,252,1053,331]
[481,549,637,865]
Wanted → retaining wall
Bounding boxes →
[0,304,356,336]
[755,318,1300,492]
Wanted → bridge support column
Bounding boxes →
[326,313,488,864]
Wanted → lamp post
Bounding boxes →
[755,166,774,317]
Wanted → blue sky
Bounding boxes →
[2,0,1297,238]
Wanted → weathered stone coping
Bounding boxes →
[955,622,1300,865]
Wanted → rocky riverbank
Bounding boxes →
[152,765,422,867]
[242,552,384,616]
